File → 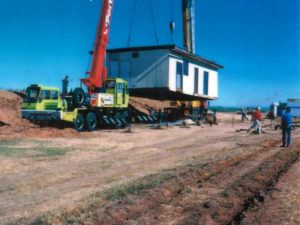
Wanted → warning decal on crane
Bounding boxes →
[91,93,114,107]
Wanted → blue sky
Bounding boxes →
[0,0,299,106]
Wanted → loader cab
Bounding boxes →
[22,85,62,111]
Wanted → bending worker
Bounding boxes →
[281,107,293,148]
[248,107,262,134]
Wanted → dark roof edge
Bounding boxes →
[171,47,224,69]
[107,44,176,53]
[107,45,223,69]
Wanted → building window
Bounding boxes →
[176,62,183,90]
[132,52,139,58]
[109,53,119,61]
[203,71,209,95]
[183,59,189,75]
[194,68,199,94]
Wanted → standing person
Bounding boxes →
[281,107,293,147]
[213,109,218,125]
[248,107,262,134]
[62,75,69,95]
[241,108,248,121]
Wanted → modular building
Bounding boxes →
[269,102,279,117]
[107,45,223,101]
[287,99,300,117]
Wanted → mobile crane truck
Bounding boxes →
[21,0,133,131]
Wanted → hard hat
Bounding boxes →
[257,107,261,110]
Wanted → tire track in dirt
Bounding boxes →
[134,142,282,225]
[239,157,300,225]
[179,145,300,225]
[76,139,300,225]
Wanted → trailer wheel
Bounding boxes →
[73,88,85,107]
[74,113,85,132]
[86,112,98,131]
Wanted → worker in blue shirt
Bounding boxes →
[281,107,293,147]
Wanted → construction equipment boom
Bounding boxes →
[182,0,196,54]
[81,0,113,92]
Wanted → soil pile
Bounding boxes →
[0,91,80,139]
[0,91,30,127]
[129,97,171,115]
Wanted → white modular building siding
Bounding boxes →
[168,56,219,99]
[107,45,223,101]
[108,49,170,89]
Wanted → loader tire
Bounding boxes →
[74,113,85,132]
[86,112,98,131]
[73,88,85,107]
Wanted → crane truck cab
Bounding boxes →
[90,78,129,108]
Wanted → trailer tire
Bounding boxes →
[73,88,85,107]
[74,113,85,132]
[86,112,98,131]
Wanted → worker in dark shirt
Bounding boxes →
[62,75,69,95]
[241,108,248,121]
[281,107,293,147]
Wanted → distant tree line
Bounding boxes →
[0,87,25,93]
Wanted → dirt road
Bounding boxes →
[0,116,299,224]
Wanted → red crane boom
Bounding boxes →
[81,0,114,93]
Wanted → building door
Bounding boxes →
[203,71,209,95]
[176,62,183,90]
[194,68,199,94]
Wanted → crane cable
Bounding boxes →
[148,0,159,45]
[169,0,175,43]
[127,0,138,46]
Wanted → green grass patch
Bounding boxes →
[30,217,51,225]
[7,169,177,225]
[0,140,71,158]
[104,172,175,201]
[37,147,69,157]
[0,140,24,157]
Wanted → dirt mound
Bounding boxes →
[129,97,171,115]
[0,91,80,139]
[0,90,29,127]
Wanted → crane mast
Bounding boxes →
[81,0,114,93]
[182,0,196,54]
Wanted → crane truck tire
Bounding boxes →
[86,112,98,131]
[72,87,85,107]
[74,113,86,132]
